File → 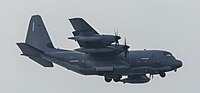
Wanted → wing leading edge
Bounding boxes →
[69,18,99,36]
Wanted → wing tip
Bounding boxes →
[69,17,84,21]
[32,14,41,17]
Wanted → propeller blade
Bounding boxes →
[149,74,154,80]
[114,28,121,46]
[114,28,119,36]
[116,28,118,36]
[125,37,127,46]
[124,37,129,58]
[151,74,154,79]
[114,30,117,36]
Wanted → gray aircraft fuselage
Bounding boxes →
[41,49,182,76]
[17,15,182,84]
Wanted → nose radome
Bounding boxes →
[176,60,183,68]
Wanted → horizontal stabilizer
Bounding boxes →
[29,57,53,67]
[17,43,53,67]
[17,43,43,57]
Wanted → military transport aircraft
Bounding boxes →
[17,15,182,84]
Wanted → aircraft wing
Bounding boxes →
[69,18,101,47]
[69,18,99,36]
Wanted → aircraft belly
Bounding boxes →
[129,66,172,74]
[153,66,173,72]
[129,66,153,74]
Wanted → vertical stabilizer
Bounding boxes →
[25,15,54,51]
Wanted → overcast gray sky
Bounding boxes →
[1,0,200,93]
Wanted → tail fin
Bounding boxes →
[25,15,54,51]
[17,15,54,67]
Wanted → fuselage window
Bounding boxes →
[163,52,172,57]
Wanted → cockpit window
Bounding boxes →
[163,52,172,57]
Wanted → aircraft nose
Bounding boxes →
[175,60,183,68]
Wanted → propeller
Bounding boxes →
[124,37,130,58]
[149,74,154,79]
[114,28,121,46]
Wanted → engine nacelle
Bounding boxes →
[68,36,101,42]
[68,35,121,46]
[120,75,150,84]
